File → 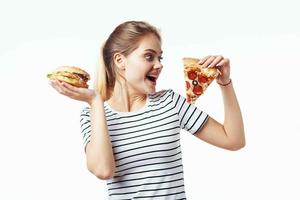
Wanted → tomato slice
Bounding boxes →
[187,70,197,80]
[193,85,203,95]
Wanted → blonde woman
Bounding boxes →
[50,21,245,199]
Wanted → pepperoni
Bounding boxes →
[187,70,197,80]
[193,85,203,95]
[198,74,208,83]
[186,81,190,90]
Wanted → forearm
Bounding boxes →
[220,81,245,149]
[86,95,115,179]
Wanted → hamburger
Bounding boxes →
[47,66,90,88]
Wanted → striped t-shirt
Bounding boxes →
[80,89,209,199]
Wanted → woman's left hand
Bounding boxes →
[199,55,231,85]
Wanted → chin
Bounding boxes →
[145,87,156,95]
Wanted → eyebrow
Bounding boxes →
[144,49,163,55]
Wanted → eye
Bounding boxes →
[145,54,154,61]
[144,53,163,63]
[158,56,163,62]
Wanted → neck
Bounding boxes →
[108,78,147,112]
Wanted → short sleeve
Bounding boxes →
[80,107,91,152]
[171,90,209,135]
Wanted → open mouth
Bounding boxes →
[146,75,157,83]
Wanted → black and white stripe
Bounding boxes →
[80,89,208,199]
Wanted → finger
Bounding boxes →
[201,56,216,68]
[50,80,80,99]
[57,81,80,97]
[60,81,80,93]
[49,80,58,87]
[50,80,65,94]
[199,55,211,64]
[49,80,56,88]
[216,58,230,68]
[60,82,90,100]
[51,80,73,96]
[208,55,224,68]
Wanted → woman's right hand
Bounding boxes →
[50,80,97,105]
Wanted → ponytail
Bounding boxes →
[94,44,114,101]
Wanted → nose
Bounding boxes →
[154,60,163,70]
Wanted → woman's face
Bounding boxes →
[123,34,163,95]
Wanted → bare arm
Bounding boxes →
[194,56,245,150]
[50,80,115,179]
[86,95,115,179]
[195,82,245,150]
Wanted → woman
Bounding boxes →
[50,21,245,199]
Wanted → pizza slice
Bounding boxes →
[183,57,220,104]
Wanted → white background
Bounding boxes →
[1,0,300,199]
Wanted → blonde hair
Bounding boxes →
[95,21,161,100]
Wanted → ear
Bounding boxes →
[113,53,126,70]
